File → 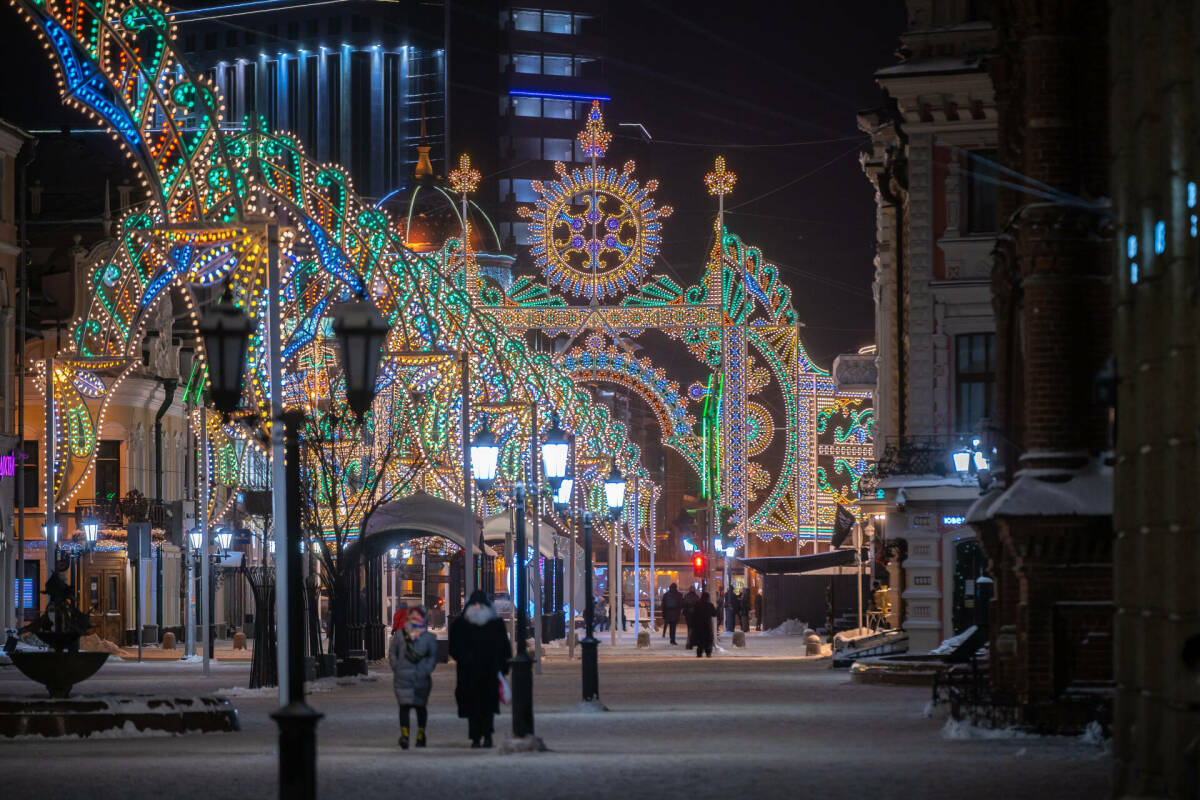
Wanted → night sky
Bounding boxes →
[600,1,907,366]
[0,0,907,365]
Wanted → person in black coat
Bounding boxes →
[682,588,700,649]
[448,589,512,748]
[690,592,718,657]
[660,583,683,644]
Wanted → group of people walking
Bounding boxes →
[659,583,763,657]
[389,582,765,748]
[388,589,511,750]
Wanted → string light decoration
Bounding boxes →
[576,100,613,159]
[704,156,737,198]
[17,0,649,520]
[17,0,874,544]
[448,153,480,196]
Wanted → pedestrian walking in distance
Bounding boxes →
[691,592,718,657]
[389,605,437,749]
[448,589,512,749]
[724,585,738,633]
[754,591,764,631]
[660,583,683,644]
[682,587,700,649]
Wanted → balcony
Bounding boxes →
[862,434,986,493]
[74,495,167,528]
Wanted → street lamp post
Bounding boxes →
[511,475,535,737]
[578,509,602,706]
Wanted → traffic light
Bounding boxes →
[692,552,706,573]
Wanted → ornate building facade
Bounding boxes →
[859,0,999,651]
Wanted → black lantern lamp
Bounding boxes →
[553,478,574,515]
[81,516,100,549]
[604,464,626,522]
[541,418,570,492]
[198,293,253,415]
[331,300,389,419]
[470,428,500,492]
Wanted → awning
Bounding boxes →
[739,548,862,575]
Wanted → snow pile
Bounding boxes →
[941,718,1038,741]
[5,721,176,741]
[1080,721,1110,750]
[216,686,276,697]
[180,654,203,663]
[763,619,809,636]
[930,628,976,655]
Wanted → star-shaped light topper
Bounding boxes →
[449,153,480,195]
[577,100,612,160]
[704,155,737,198]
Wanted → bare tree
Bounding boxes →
[294,407,426,655]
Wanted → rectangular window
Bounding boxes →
[90,576,99,609]
[542,55,573,77]
[225,30,237,47]
[543,137,573,162]
[512,53,541,74]
[183,34,196,52]
[204,32,217,50]
[513,9,540,31]
[497,179,512,202]
[512,179,538,202]
[513,136,542,160]
[21,440,37,508]
[108,577,118,612]
[966,150,998,233]
[512,96,541,117]
[95,440,121,506]
[510,222,531,244]
[542,99,573,119]
[955,333,995,433]
[542,12,572,33]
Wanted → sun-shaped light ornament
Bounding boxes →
[518,101,672,301]
[449,153,481,195]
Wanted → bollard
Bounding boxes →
[732,631,746,648]
[805,633,822,656]
[161,631,177,650]
[636,631,650,648]
[233,631,248,651]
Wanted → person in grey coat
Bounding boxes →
[389,605,438,749]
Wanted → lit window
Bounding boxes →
[543,137,573,162]
[511,222,531,243]
[1154,220,1166,254]
[1126,234,1138,259]
[513,9,540,31]
[512,179,538,202]
[513,95,541,117]
[513,53,540,74]
[1188,181,1196,209]
[542,99,573,119]
[542,12,571,33]
[542,55,573,76]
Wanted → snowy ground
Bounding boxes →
[0,629,1110,799]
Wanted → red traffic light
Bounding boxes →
[692,553,706,572]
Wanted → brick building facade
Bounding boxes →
[1110,1,1200,795]
[967,0,1114,732]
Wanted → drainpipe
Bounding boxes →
[153,378,177,636]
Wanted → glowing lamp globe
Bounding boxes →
[82,517,100,545]
[198,296,252,414]
[471,429,500,490]
[554,478,574,512]
[187,529,204,551]
[216,529,233,551]
[541,419,570,490]
[952,449,971,474]
[331,300,389,418]
[604,465,625,519]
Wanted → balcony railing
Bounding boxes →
[871,434,981,482]
[74,497,167,528]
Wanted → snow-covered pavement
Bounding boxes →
[0,634,1110,799]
